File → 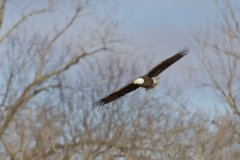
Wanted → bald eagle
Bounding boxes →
[94,47,189,106]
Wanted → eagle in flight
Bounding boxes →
[94,47,189,107]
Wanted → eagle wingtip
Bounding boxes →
[93,100,106,107]
[179,47,189,56]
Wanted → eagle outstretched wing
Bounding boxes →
[147,47,189,78]
[94,47,189,107]
[93,82,140,106]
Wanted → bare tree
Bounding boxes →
[192,0,240,159]
[0,0,7,28]
[0,1,121,159]
[194,0,240,116]
[0,0,239,160]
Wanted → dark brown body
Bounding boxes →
[140,75,155,89]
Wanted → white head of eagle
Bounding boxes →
[134,78,144,85]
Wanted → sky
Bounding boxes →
[114,0,223,114]
[115,0,217,48]
[3,0,218,50]
[2,0,227,115]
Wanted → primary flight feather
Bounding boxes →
[94,47,189,107]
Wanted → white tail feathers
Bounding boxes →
[152,76,160,85]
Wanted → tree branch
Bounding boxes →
[0,47,106,138]
[0,0,7,29]
[0,3,51,44]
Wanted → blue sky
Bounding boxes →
[4,0,218,50]
[115,0,217,49]
[116,0,216,29]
